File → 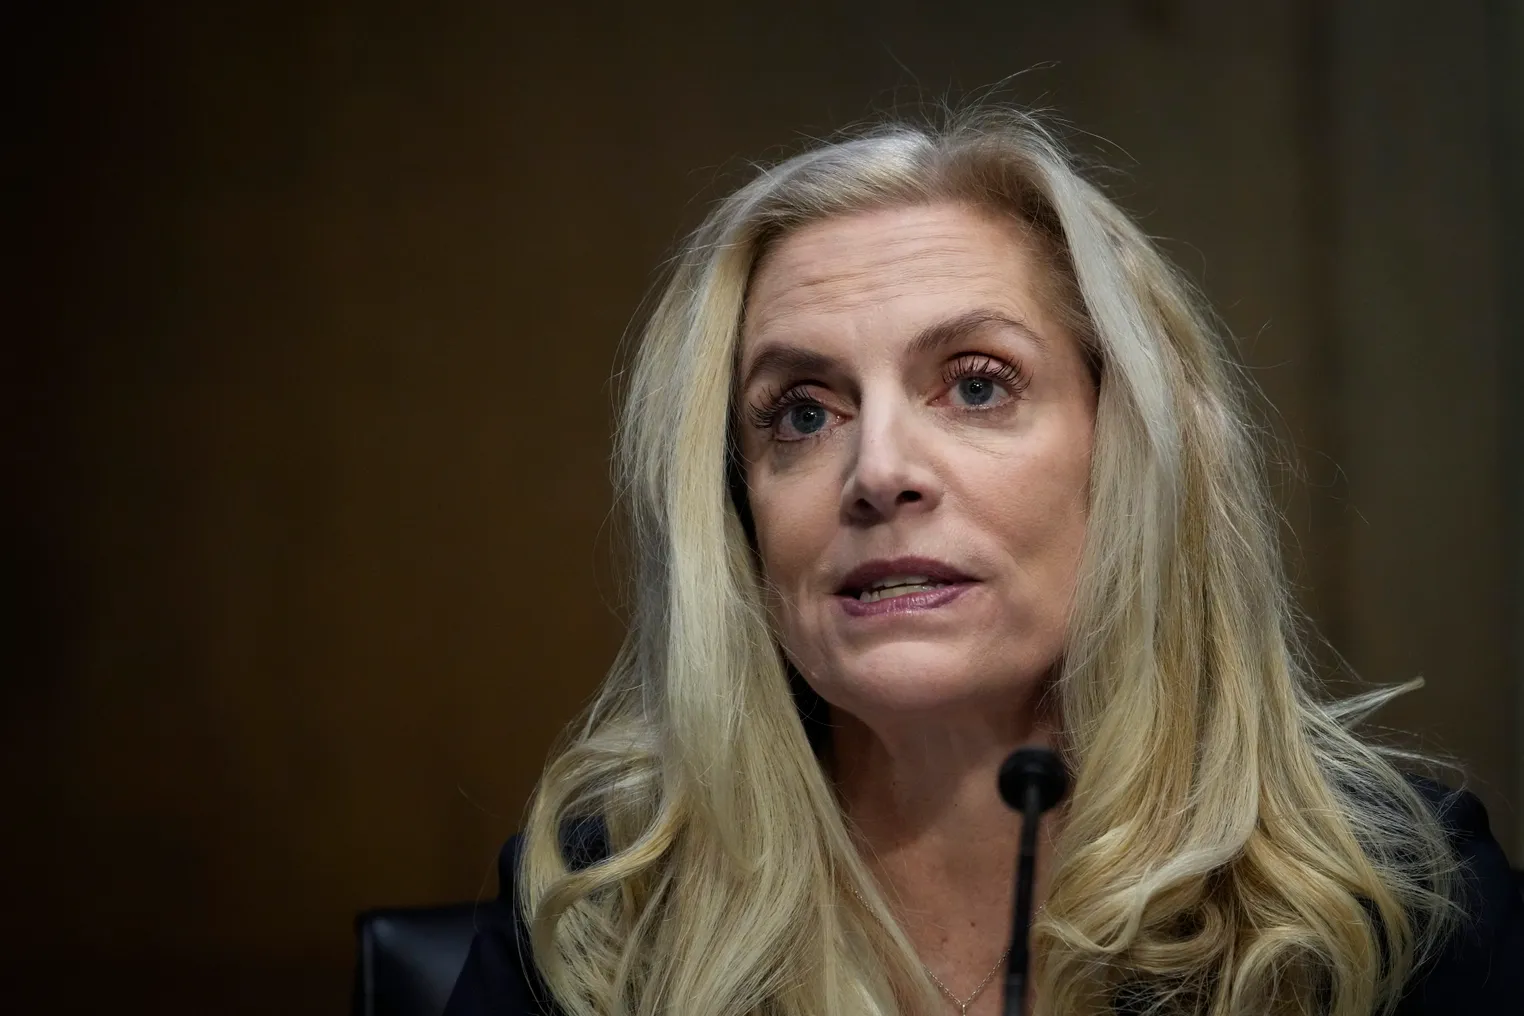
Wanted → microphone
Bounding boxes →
[997,748,1068,1016]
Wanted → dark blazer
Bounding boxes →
[444,779,1523,1015]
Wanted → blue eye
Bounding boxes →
[942,355,1028,409]
[785,403,829,435]
[955,376,998,406]
[746,385,837,442]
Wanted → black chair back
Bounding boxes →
[352,903,479,1016]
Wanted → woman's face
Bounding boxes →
[737,202,1097,722]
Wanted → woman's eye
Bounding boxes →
[940,355,1027,410]
[778,402,831,439]
[950,375,1006,407]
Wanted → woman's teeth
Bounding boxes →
[856,576,946,602]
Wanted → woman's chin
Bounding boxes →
[813,645,1040,716]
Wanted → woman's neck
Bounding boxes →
[831,703,1061,1015]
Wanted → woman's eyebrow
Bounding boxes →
[738,346,840,392]
[907,308,1047,359]
[739,308,1045,391]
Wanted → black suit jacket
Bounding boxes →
[445,780,1523,1014]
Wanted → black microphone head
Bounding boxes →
[998,747,1068,813]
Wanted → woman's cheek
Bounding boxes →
[751,500,820,605]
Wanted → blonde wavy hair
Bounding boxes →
[518,108,1460,1016]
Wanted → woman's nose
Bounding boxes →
[841,404,943,524]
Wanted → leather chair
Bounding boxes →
[352,903,479,1016]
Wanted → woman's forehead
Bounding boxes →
[742,203,1052,354]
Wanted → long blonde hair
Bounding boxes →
[518,108,1459,1016]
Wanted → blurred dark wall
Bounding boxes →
[6,2,1518,1012]
[1495,0,1524,857]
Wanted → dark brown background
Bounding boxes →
[6,1,1521,1012]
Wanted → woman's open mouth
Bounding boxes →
[837,580,974,617]
[852,575,951,602]
[835,558,977,617]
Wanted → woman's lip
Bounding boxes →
[836,557,975,594]
[836,581,976,617]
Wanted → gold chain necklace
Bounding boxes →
[850,887,1025,1015]
[922,945,1009,1015]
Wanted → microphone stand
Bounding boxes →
[997,749,1068,1016]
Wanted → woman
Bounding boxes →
[447,109,1522,1015]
